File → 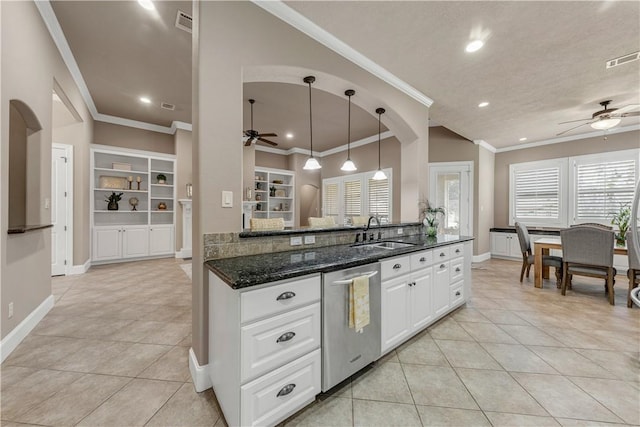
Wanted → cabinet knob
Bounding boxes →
[440,264,446,269]
[440,252,445,257]
[276,331,296,343]
[419,257,426,262]
[393,263,402,270]
[455,249,460,254]
[455,267,461,272]
[276,383,296,397]
[455,291,461,296]
[276,291,296,301]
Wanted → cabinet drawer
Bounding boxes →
[450,244,464,259]
[434,246,451,262]
[241,275,320,323]
[241,349,321,427]
[241,303,321,383]
[381,255,411,280]
[450,281,464,307]
[450,258,465,283]
[410,250,433,271]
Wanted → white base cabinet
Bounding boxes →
[490,232,522,259]
[93,225,172,263]
[149,225,175,256]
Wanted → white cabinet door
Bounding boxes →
[149,225,174,255]
[410,267,433,331]
[433,261,450,317]
[509,233,522,257]
[93,227,122,261]
[491,233,511,257]
[122,226,149,258]
[381,275,411,353]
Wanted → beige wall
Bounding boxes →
[194,1,430,365]
[1,1,93,339]
[93,121,175,154]
[494,130,640,227]
[256,150,289,170]
[321,136,402,222]
[175,129,192,252]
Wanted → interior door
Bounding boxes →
[51,146,68,276]
[429,163,472,236]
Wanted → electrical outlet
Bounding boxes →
[397,228,403,235]
[304,235,315,244]
[290,236,302,246]
[8,302,14,319]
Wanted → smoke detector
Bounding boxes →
[175,10,192,34]
[606,51,639,69]
[161,102,176,111]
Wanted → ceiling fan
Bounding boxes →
[243,99,277,146]
[557,100,640,136]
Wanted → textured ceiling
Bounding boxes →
[50,1,640,149]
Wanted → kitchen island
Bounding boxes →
[206,234,473,426]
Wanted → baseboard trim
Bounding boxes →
[1,295,55,363]
[473,252,492,263]
[69,259,90,275]
[175,249,192,259]
[189,347,212,392]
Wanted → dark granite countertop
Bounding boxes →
[239,222,422,237]
[8,224,53,234]
[206,234,474,289]
[490,227,560,236]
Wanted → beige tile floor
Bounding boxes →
[1,257,639,426]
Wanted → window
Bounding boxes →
[509,159,567,227]
[509,149,639,227]
[322,168,392,225]
[570,151,639,223]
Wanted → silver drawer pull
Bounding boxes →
[440,264,446,269]
[276,331,296,343]
[276,291,296,301]
[455,249,461,254]
[277,383,296,397]
[455,291,461,296]
[455,267,461,272]
[440,252,446,257]
[393,263,402,270]
[419,257,426,262]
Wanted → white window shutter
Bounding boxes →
[575,159,636,220]
[514,167,560,220]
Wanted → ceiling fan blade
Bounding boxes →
[257,137,278,146]
[612,104,640,116]
[621,111,640,117]
[244,138,253,147]
[558,118,591,125]
[556,121,593,136]
[259,133,278,137]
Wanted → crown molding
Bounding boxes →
[473,139,497,153]
[252,1,434,108]
[495,124,640,153]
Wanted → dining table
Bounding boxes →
[533,237,628,288]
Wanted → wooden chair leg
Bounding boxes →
[628,269,637,308]
[525,264,531,278]
[520,260,527,282]
[561,262,568,296]
[555,266,562,289]
[607,267,615,305]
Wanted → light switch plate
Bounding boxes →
[222,191,233,208]
[397,228,403,235]
[304,235,315,244]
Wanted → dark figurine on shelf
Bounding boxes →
[106,192,123,211]
[270,186,276,197]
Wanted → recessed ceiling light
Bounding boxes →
[519,137,527,142]
[286,133,294,139]
[478,101,489,108]
[465,40,484,53]
[138,0,155,11]
[139,97,151,104]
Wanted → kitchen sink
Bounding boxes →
[352,241,416,250]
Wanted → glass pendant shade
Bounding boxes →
[590,118,621,130]
[341,159,357,171]
[304,156,321,170]
[372,169,387,180]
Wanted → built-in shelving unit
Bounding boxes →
[251,167,295,227]
[91,145,176,263]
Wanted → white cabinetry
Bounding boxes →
[381,242,471,354]
[209,272,321,427]
[490,232,522,259]
[252,167,295,227]
[91,145,175,263]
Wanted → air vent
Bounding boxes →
[161,102,175,111]
[175,10,192,34]
[606,51,639,69]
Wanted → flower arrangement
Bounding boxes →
[156,174,167,184]
[419,199,445,237]
[105,192,123,210]
[611,203,631,246]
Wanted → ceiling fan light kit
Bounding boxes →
[372,107,387,181]
[557,100,640,136]
[303,76,322,170]
[590,117,621,130]
[341,89,357,172]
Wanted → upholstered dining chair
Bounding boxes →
[515,222,563,287]
[627,231,639,308]
[560,225,617,305]
[570,223,613,230]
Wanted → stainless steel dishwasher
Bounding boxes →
[322,263,381,391]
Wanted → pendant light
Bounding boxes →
[341,89,357,172]
[303,76,321,170]
[372,108,387,180]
